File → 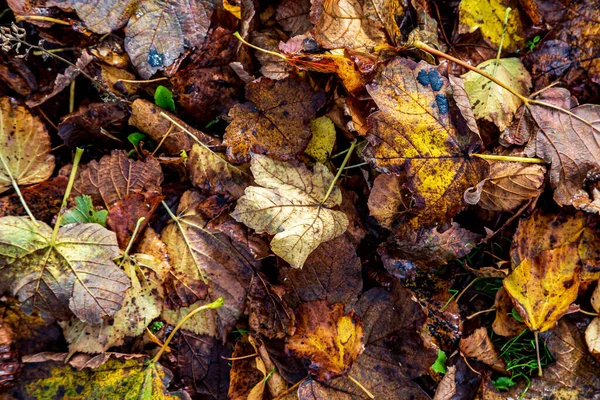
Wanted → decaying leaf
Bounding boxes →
[0,216,129,324]
[224,78,326,163]
[462,58,532,131]
[367,173,411,229]
[492,288,526,337]
[188,143,251,199]
[305,116,336,163]
[458,0,525,52]
[0,176,67,223]
[106,191,163,249]
[585,284,600,360]
[459,327,506,373]
[231,153,349,268]
[276,0,311,36]
[57,102,129,148]
[286,301,364,380]
[464,161,545,212]
[162,190,254,339]
[363,58,488,227]
[0,97,55,194]
[248,274,295,340]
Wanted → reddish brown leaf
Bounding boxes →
[106,192,163,249]
[57,102,129,148]
[459,327,506,373]
[0,176,67,223]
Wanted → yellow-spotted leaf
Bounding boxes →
[462,58,532,131]
[305,116,336,163]
[0,97,55,194]
[231,154,349,268]
[458,0,525,52]
[0,216,129,324]
[504,244,580,332]
[363,58,488,227]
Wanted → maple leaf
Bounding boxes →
[458,0,525,52]
[231,153,349,268]
[0,216,129,324]
[0,97,54,194]
[223,78,326,163]
[462,58,532,131]
[286,301,364,380]
[363,58,488,227]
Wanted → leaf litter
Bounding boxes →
[3,0,600,398]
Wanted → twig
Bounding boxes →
[51,148,84,245]
[15,15,70,25]
[321,140,356,205]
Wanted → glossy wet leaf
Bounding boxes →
[154,85,175,112]
[0,216,129,324]
[223,78,326,163]
[61,195,107,227]
[231,153,349,268]
[0,97,54,194]
[431,350,447,374]
[458,0,525,52]
[462,58,532,131]
[363,58,488,227]
[286,301,364,380]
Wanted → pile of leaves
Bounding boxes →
[0,0,600,398]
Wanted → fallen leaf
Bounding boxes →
[224,78,326,163]
[57,102,129,148]
[0,216,129,324]
[106,191,163,249]
[286,301,364,380]
[161,190,254,339]
[492,288,526,337]
[363,58,488,227]
[187,143,251,199]
[310,0,405,50]
[73,150,163,209]
[305,116,336,163]
[464,161,545,212]
[251,30,294,80]
[0,176,67,223]
[504,244,580,332]
[61,195,108,227]
[0,97,54,194]
[276,0,311,36]
[231,153,349,268]
[458,0,525,52]
[585,284,600,360]
[462,58,532,131]
[459,327,506,373]
[228,336,264,400]
[248,274,296,339]
[367,173,411,229]
[129,99,220,155]
[433,365,456,400]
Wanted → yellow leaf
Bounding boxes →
[504,245,580,332]
[305,116,336,163]
[458,0,525,52]
[231,154,349,268]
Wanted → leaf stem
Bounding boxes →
[116,77,168,84]
[152,297,224,363]
[0,154,36,223]
[14,15,70,25]
[347,375,375,399]
[471,154,546,164]
[52,148,84,245]
[534,331,543,377]
[233,31,288,60]
[321,140,356,205]
[123,217,145,258]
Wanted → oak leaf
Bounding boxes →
[458,0,525,52]
[462,58,532,131]
[286,301,364,380]
[223,78,326,163]
[363,58,488,227]
[231,154,349,268]
[0,97,54,194]
[0,216,129,324]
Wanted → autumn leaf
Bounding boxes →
[492,288,526,337]
[223,78,326,163]
[0,176,67,224]
[305,116,337,163]
[464,161,545,212]
[231,153,349,268]
[458,0,525,52]
[462,58,532,131]
[286,301,364,380]
[0,97,54,194]
[363,58,488,226]
[310,0,405,50]
[0,216,129,324]
[276,0,311,36]
[459,327,506,373]
[586,284,600,361]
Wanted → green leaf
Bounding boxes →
[128,132,148,147]
[61,195,108,227]
[492,376,516,391]
[431,349,447,374]
[511,307,524,323]
[154,85,175,112]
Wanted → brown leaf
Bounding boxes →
[492,288,526,337]
[276,0,311,36]
[363,58,488,227]
[106,192,163,249]
[73,150,163,209]
[310,0,405,50]
[228,336,264,400]
[433,365,456,400]
[57,102,129,148]
[367,173,410,229]
[187,143,251,199]
[281,235,363,307]
[251,30,294,80]
[286,301,364,380]
[464,161,546,212]
[248,275,295,340]
[0,176,67,223]
[223,78,326,163]
[129,99,220,155]
[460,327,506,373]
